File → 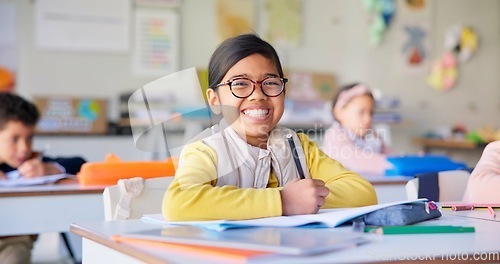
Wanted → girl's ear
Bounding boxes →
[206,88,221,115]
[333,107,342,122]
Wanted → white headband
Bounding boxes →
[334,84,371,112]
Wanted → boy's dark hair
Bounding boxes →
[208,34,284,88]
[331,82,374,112]
[0,93,40,130]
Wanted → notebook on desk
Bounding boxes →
[142,198,428,231]
[0,173,75,188]
[113,225,367,256]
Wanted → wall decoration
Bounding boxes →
[216,0,255,42]
[34,97,108,134]
[35,0,130,52]
[399,22,429,74]
[404,0,427,11]
[427,24,479,92]
[362,0,395,47]
[427,52,458,92]
[0,2,17,92]
[263,0,301,46]
[445,25,479,62]
[133,9,179,76]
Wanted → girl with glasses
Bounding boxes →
[163,34,377,221]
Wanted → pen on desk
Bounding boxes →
[451,205,474,211]
[487,206,496,218]
[286,134,305,179]
[364,225,475,235]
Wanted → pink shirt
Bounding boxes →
[463,140,500,202]
[321,124,392,176]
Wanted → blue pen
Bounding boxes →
[287,134,305,179]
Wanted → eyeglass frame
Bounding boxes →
[210,76,288,99]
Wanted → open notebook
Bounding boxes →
[0,173,75,187]
[143,198,428,231]
[113,225,367,256]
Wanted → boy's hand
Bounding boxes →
[280,178,330,216]
[18,159,63,178]
[0,171,6,180]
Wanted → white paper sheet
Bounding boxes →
[0,173,74,188]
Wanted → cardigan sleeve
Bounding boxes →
[463,140,500,203]
[162,141,282,221]
[299,133,378,208]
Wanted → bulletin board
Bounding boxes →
[34,96,108,134]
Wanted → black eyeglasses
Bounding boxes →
[211,76,288,98]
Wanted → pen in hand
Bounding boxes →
[287,134,305,179]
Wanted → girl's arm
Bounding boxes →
[464,140,500,203]
[301,133,378,207]
[162,141,282,221]
[321,127,390,175]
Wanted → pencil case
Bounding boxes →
[361,201,441,226]
[77,154,178,186]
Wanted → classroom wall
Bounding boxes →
[6,0,500,160]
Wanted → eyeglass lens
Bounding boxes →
[230,77,284,98]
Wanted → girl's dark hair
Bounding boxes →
[0,93,40,130]
[208,34,284,88]
[331,82,374,112]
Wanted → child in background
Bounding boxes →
[163,34,377,221]
[0,93,86,264]
[321,83,392,176]
[463,140,500,202]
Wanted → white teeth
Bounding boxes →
[243,109,269,117]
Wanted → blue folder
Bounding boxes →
[385,155,467,177]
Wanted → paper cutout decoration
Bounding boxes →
[362,0,395,46]
[0,67,14,92]
[264,0,302,46]
[216,0,255,41]
[427,24,479,92]
[402,25,426,65]
[427,52,458,92]
[445,25,479,62]
[404,0,426,10]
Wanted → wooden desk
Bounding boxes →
[0,180,106,236]
[72,212,500,264]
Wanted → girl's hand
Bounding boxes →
[18,159,63,178]
[280,178,330,215]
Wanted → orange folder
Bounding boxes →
[111,235,274,263]
[77,154,178,186]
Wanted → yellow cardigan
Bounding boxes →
[163,133,377,221]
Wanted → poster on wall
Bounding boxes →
[216,0,255,42]
[262,0,301,46]
[35,0,130,52]
[0,2,17,92]
[133,9,179,77]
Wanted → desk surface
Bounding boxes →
[0,181,106,235]
[0,179,106,197]
[72,211,500,264]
